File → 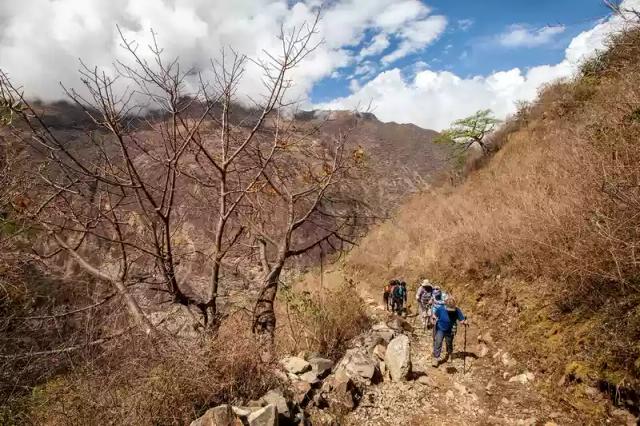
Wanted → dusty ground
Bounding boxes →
[343,292,637,426]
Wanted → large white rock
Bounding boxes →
[384,335,411,382]
[334,348,377,383]
[262,390,290,419]
[308,357,334,377]
[280,356,311,375]
[248,404,278,426]
[190,404,236,426]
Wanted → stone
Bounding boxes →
[501,398,510,405]
[363,334,385,353]
[232,406,261,418]
[478,332,494,345]
[584,385,599,397]
[309,357,334,378]
[517,418,537,426]
[334,348,377,383]
[280,356,311,375]
[454,382,468,394]
[509,373,531,385]
[371,322,390,331]
[247,404,278,426]
[387,317,413,332]
[478,344,489,358]
[544,422,559,426]
[322,373,357,415]
[372,330,395,344]
[446,390,455,400]
[291,380,313,405]
[379,361,386,377]
[417,375,431,386]
[247,399,265,408]
[262,390,290,420]
[501,352,517,368]
[299,371,320,385]
[384,335,411,382]
[190,404,237,426]
[373,344,387,360]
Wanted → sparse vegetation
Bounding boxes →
[348,27,640,413]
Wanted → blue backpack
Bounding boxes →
[393,285,406,300]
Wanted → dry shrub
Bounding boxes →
[20,314,277,426]
[276,279,371,361]
[347,28,640,390]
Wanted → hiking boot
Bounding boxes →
[431,358,439,368]
[446,353,453,363]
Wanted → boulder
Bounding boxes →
[508,371,534,385]
[299,370,320,385]
[262,390,290,420]
[280,356,311,375]
[384,335,411,382]
[372,344,386,360]
[478,344,489,358]
[379,361,386,378]
[387,317,413,332]
[322,372,357,415]
[190,404,237,426]
[334,348,377,384]
[501,352,517,368]
[478,332,494,345]
[308,357,334,378]
[372,329,395,345]
[248,404,278,426]
[291,380,313,405]
[232,406,262,419]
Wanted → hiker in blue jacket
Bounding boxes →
[431,296,467,367]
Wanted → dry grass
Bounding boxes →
[348,28,640,396]
[1,271,370,425]
[276,272,371,361]
[14,314,278,426]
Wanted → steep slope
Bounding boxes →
[345,27,640,421]
[297,110,450,197]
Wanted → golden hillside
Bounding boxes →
[347,28,640,415]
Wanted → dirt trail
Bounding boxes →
[343,293,635,426]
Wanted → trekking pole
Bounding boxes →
[463,323,468,374]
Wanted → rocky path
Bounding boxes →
[344,295,626,426]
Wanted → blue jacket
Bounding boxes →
[433,305,465,333]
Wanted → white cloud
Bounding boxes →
[381,15,447,63]
[318,0,640,130]
[0,0,445,103]
[457,19,474,31]
[498,24,566,48]
[359,33,390,58]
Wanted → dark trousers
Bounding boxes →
[433,328,454,359]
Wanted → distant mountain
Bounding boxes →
[297,110,451,199]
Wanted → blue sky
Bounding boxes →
[311,0,612,103]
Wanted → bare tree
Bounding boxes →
[0,11,373,346]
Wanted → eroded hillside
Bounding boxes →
[347,28,640,419]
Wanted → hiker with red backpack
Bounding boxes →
[383,280,396,311]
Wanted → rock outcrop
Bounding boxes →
[385,334,411,382]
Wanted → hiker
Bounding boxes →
[391,280,407,315]
[416,279,434,328]
[383,280,395,311]
[430,285,448,314]
[431,296,467,367]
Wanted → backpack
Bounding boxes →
[393,285,406,300]
[419,288,432,305]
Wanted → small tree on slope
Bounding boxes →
[436,109,501,154]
